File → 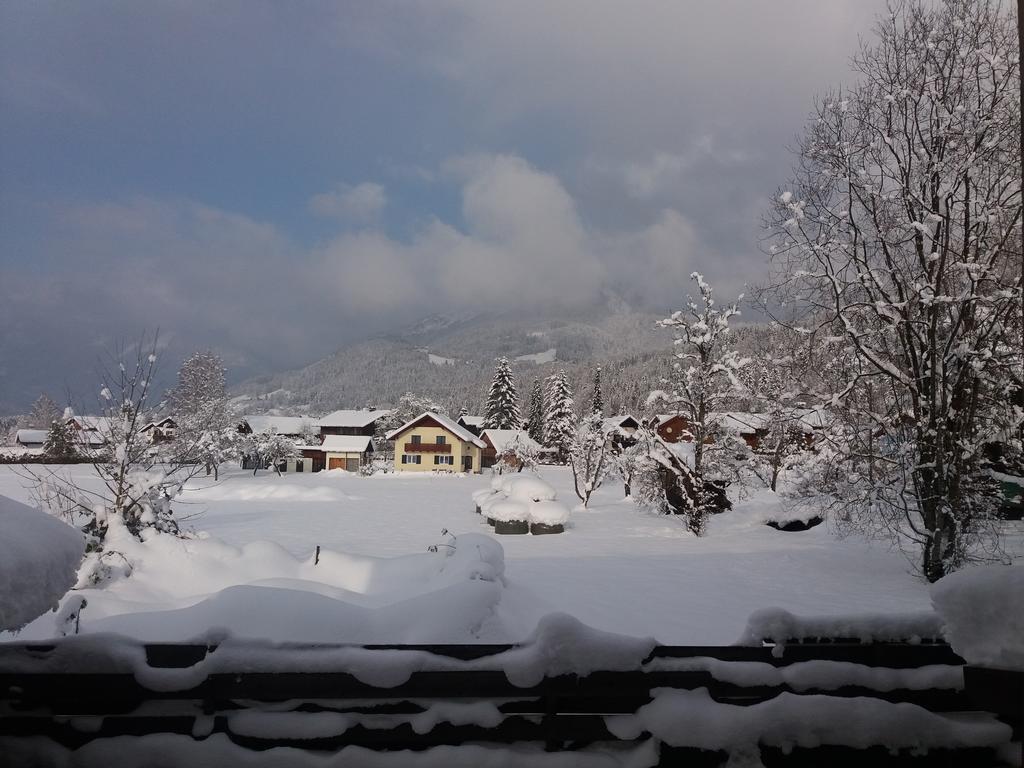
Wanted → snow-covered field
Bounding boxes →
[0,464,978,644]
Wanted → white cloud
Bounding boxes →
[309,182,387,221]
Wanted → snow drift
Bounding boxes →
[0,494,85,631]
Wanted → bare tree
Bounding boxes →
[23,334,206,569]
[760,0,1021,580]
[568,413,612,507]
[651,273,747,510]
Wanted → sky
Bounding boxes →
[0,0,888,412]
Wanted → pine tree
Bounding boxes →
[43,419,78,460]
[543,371,575,460]
[591,367,604,416]
[30,394,62,430]
[527,380,544,443]
[484,357,521,430]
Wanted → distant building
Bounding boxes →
[318,409,391,437]
[298,434,375,473]
[14,429,47,450]
[648,413,692,443]
[387,412,484,473]
[480,429,543,470]
[238,415,317,439]
[456,415,485,436]
[141,417,177,444]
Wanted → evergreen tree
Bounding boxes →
[527,379,544,443]
[543,371,575,460]
[590,367,604,416]
[30,394,62,430]
[484,357,521,429]
[43,419,78,460]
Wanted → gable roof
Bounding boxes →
[242,414,316,436]
[386,411,486,448]
[318,409,390,429]
[319,436,376,454]
[457,415,485,427]
[603,415,640,433]
[15,429,47,445]
[481,429,542,454]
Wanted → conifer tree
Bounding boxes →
[43,419,78,460]
[484,357,521,429]
[543,370,575,460]
[527,379,544,443]
[590,367,604,416]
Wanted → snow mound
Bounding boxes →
[737,608,943,648]
[492,613,656,687]
[17,529,506,643]
[931,565,1024,670]
[500,475,557,502]
[608,687,1010,752]
[475,476,570,527]
[0,494,85,631]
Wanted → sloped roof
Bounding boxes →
[386,411,486,448]
[711,412,770,434]
[318,435,375,453]
[242,415,316,436]
[457,415,485,427]
[481,429,542,454]
[15,429,47,445]
[603,415,640,433]
[318,409,390,428]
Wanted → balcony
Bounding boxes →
[404,442,451,453]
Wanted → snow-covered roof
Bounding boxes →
[242,415,316,436]
[386,411,486,448]
[141,417,177,431]
[603,415,640,433]
[457,415,485,427]
[69,415,116,433]
[318,409,390,429]
[712,412,770,435]
[481,429,542,454]
[317,435,375,453]
[15,429,47,445]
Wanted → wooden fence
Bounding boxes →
[1,639,1020,766]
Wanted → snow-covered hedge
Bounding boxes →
[0,494,85,631]
[931,565,1024,670]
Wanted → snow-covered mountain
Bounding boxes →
[230,305,673,416]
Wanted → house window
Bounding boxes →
[434,455,453,465]
[411,434,422,445]
[401,454,422,465]
[436,435,446,445]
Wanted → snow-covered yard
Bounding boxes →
[0,464,958,645]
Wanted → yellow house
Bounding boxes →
[386,411,485,473]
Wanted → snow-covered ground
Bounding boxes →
[0,464,993,644]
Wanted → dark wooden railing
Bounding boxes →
[0,640,1019,766]
[404,442,451,453]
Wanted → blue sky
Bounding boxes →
[0,0,886,411]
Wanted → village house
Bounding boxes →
[238,415,317,439]
[603,415,642,448]
[479,429,544,470]
[648,413,692,443]
[297,434,375,473]
[65,414,113,449]
[455,414,485,436]
[318,409,390,437]
[387,412,485,473]
[141,417,177,444]
[14,429,47,450]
